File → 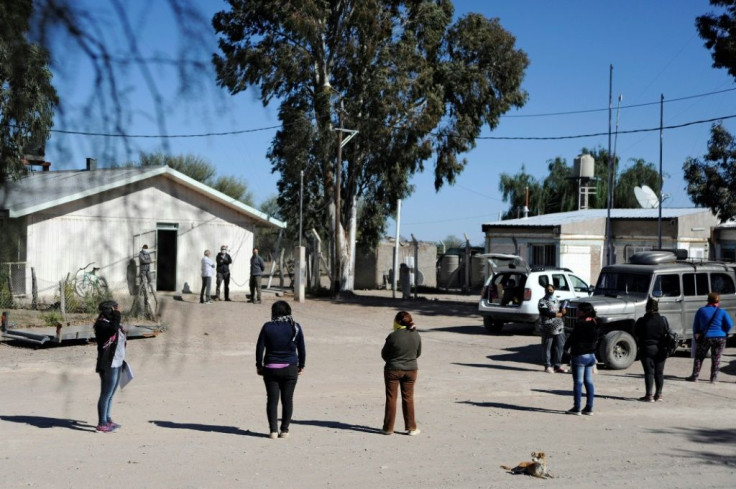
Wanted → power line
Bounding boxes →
[501,87,736,118]
[49,125,282,138]
[476,114,736,141]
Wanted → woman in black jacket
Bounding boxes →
[563,302,598,415]
[256,300,306,439]
[94,300,126,433]
[634,298,670,402]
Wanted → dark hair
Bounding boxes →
[646,297,659,313]
[271,300,292,319]
[577,302,596,318]
[394,311,415,328]
[707,292,720,304]
[98,300,118,312]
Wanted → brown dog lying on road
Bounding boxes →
[500,451,553,479]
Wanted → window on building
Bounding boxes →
[530,244,556,267]
[722,247,736,262]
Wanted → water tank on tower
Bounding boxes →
[573,154,595,179]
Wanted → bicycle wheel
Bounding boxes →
[74,276,90,296]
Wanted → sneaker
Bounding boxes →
[653,394,663,402]
[407,429,421,436]
[554,367,569,373]
[380,429,393,435]
[278,432,290,439]
[205,300,213,304]
[106,420,121,430]
[544,367,554,373]
[685,376,698,382]
[581,408,594,416]
[96,424,118,433]
[269,432,278,439]
[638,395,654,402]
[225,298,232,302]
[567,408,581,415]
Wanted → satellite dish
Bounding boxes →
[634,185,660,209]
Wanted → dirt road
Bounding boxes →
[1,290,735,488]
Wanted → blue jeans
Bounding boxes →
[97,366,121,426]
[570,353,596,411]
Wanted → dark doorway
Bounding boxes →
[156,228,178,291]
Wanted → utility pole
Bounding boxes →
[333,103,343,296]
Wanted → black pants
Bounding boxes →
[216,272,230,300]
[640,346,666,396]
[263,365,299,434]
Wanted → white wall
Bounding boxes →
[24,178,260,299]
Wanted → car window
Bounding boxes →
[711,273,736,294]
[538,275,549,288]
[552,274,569,291]
[569,274,589,293]
[683,273,709,296]
[652,274,681,297]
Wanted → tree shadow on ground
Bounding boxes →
[149,420,258,437]
[647,427,736,465]
[290,419,380,434]
[1,415,94,432]
[457,400,567,415]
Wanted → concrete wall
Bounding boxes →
[355,240,437,289]
[23,177,259,298]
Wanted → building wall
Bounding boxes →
[24,177,259,298]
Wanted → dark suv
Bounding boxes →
[565,250,736,369]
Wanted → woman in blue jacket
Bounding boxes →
[687,292,734,383]
[256,300,306,439]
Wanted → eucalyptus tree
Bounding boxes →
[213,0,529,291]
[683,123,736,221]
[0,0,58,182]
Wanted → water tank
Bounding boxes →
[573,154,595,179]
[438,255,459,288]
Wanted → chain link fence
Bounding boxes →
[0,262,27,309]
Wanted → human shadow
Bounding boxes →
[290,419,381,434]
[487,344,540,365]
[453,362,540,373]
[0,415,95,432]
[149,420,258,437]
[530,388,632,402]
[424,324,486,335]
[457,400,566,415]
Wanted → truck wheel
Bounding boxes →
[600,330,637,370]
[483,317,504,334]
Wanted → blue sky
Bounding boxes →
[45,0,736,245]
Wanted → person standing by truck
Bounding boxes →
[634,298,671,402]
[686,292,733,383]
[538,284,568,373]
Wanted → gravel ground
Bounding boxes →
[1,288,735,489]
